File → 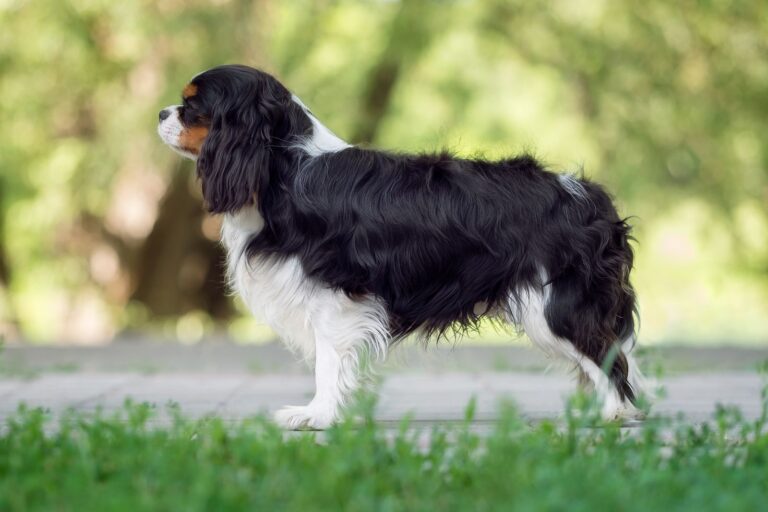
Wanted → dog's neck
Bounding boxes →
[219,95,350,252]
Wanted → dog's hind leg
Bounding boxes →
[273,291,390,430]
[510,279,642,421]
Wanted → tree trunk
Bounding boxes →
[130,164,232,320]
[0,198,20,341]
[352,0,439,144]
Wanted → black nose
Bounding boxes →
[158,109,171,122]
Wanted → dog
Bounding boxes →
[157,64,645,429]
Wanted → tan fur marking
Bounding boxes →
[178,125,209,155]
[182,83,198,99]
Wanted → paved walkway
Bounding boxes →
[0,371,764,425]
[1,342,765,425]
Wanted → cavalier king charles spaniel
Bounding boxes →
[158,64,645,429]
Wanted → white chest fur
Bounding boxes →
[220,208,318,359]
[220,207,390,363]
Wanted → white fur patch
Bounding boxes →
[291,95,351,156]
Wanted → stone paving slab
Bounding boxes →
[0,372,763,425]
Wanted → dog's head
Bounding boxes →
[157,65,311,213]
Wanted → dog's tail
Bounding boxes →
[544,180,639,403]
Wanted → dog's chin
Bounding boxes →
[157,116,199,161]
[167,143,198,161]
[157,129,198,161]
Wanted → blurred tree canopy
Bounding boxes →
[0,0,766,343]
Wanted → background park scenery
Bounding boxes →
[1,0,766,347]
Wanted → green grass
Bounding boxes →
[1,394,767,512]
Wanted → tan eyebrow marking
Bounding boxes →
[182,83,198,99]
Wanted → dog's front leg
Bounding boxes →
[272,292,389,430]
[273,335,357,430]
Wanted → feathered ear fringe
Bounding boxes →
[196,77,308,214]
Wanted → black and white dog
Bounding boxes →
[158,64,645,429]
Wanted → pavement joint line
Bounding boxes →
[72,374,144,410]
[215,377,252,414]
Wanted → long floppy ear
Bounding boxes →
[196,80,294,214]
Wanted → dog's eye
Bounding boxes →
[179,106,198,125]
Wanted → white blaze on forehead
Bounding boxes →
[291,94,351,156]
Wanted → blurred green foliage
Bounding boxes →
[0,0,766,343]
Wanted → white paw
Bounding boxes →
[273,405,337,430]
